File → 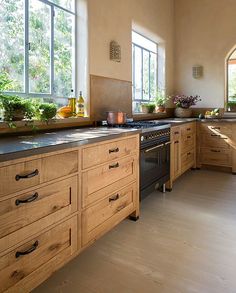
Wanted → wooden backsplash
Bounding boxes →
[90,75,132,121]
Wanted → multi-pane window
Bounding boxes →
[132,31,158,112]
[226,48,236,111]
[0,0,75,103]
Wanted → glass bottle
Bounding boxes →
[77,91,85,117]
[68,89,76,116]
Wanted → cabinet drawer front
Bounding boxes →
[0,151,78,199]
[0,217,77,293]
[181,133,195,154]
[200,134,231,149]
[82,156,137,196]
[82,183,136,245]
[41,151,78,182]
[171,127,181,141]
[181,149,195,172]
[200,148,232,167]
[200,123,232,136]
[0,177,77,239]
[181,122,196,136]
[82,136,138,169]
[0,160,41,198]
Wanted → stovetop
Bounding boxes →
[101,120,171,133]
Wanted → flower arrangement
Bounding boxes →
[173,95,201,109]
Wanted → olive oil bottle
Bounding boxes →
[77,91,85,117]
[68,89,77,116]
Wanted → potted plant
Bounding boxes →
[37,102,57,123]
[173,94,201,118]
[0,95,37,127]
[227,101,236,112]
[146,103,156,113]
[155,89,169,113]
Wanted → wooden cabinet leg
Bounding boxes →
[166,179,173,192]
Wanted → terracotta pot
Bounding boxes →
[11,109,25,121]
[175,107,192,118]
[156,105,166,113]
[141,105,148,114]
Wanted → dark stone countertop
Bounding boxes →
[0,127,141,163]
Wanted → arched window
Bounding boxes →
[226,48,236,112]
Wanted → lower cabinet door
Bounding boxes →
[181,149,195,173]
[82,183,136,246]
[0,216,77,293]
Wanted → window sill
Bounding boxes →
[133,111,169,120]
[0,117,92,135]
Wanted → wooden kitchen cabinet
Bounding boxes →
[167,122,196,190]
[0,133,140,292]
[197,122,234,169]
[81,135,140,247]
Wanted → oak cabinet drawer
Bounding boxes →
[181,122,196,136]
[0,151,78,198]
[82,183,136,245]
[200,123,232,136]
[0,216,77,293]
[200,134,231,149]
[200,148,232,167]
[181,133,195,154]
[82,136,138,169]
[82,156,138,197]
[171,127,181,141]
[41,151,78,182]
[0,160,41,198]
[0,177,77,239]
[181,149,195,173]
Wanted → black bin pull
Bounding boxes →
[109,194,120,202]
[109,162,119,169]
[15,192,39,206]
[109,147,119,154]
[15,240,39,258]
[15,169,39,181]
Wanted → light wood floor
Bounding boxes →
[34,170,236,293]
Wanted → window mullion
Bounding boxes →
[148,51,151,100]
[51,6,55,96]
[25,0,29,95]
[141,48,143,101]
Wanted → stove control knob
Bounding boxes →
[141,136,144,142]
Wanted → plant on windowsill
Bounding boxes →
[227,99,236,112]
[173,94,201,118]
[155,89,169,113]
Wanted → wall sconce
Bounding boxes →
[110,41,121,62]
[192,65,203,79]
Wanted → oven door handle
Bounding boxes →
[144,144,164,153]
[165,141,171,146]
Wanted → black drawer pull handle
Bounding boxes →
[109,148,119,154]
[174,131,179,135]
[15,240,39,258]
[15,192,39,206]
[109,163,119,169]
[187,128,191,131]
[187,136,191,139]
[211,149,221,153]
[187,152,191,156]
[15,169,39,181]
[109,194,119,202]
[174,141,179,144]
[211,127,220,130]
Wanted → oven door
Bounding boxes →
[140,142,170,192]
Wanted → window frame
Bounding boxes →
[132,32,158,104]
[3,0,77,100]
[226,47,236,112]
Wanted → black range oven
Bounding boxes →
[140,128,170,199]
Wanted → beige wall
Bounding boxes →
[88,0,175,95]
[174,0,236,108]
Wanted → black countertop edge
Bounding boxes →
[0,128,141,163]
